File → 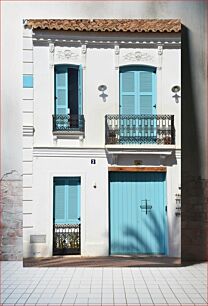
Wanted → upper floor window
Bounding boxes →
[53,65,84,132]
[120,66,156,116]
[55,65,82,116]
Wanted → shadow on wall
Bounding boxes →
[181,25,208,261]
[107,152,178,167]
[111,209,166,255]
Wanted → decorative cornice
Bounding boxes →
[33,36,181,48]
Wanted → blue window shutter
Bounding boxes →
[120,70,136,115]
[139,70,156,115]
[55,66,68,115]
[67,178,80,224]
[120,66,156,116]
[78,65,83,115]
[54,177,80,225]
[54,178,67,224]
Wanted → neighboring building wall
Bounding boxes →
[1,1,207,261]
[0,171,22,260]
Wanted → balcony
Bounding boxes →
[105,114,175,145]
[53,114,85,135]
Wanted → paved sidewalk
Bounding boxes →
[0,261,207,305]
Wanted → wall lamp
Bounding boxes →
[98,84,108,102]
[171,85,181,103]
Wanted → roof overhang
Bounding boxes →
[25,19,181,33]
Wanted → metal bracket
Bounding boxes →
[140,199,152,214]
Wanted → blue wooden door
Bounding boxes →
[54,177,80,225]
[120,66,156,142]
[110,172,167,255]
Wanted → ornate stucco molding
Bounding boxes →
[49,43,54,69]
[157,45,163,70]
[114,45,120,69]
[56,49,79,60]
[81,44,87,69]
[123,51,154,63]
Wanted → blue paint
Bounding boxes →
[55,66,68,115]
[110,172,167,255]
[120,66,156,115]
[78,65,83,115]
[119,66,157,143]
[54,177,81,225]
[23,75,33,88]
[55,65,83,116]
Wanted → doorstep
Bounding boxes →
[23,255,181,267]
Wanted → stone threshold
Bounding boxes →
[23,255,181,267]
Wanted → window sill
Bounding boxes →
[53,131,85,139]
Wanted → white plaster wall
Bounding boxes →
[166,153,181,256]
[162,49,181,147]
[23,151,181,258]
[33,46,53,147]
[23,153,109,257]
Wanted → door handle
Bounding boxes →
[78,217,81,221]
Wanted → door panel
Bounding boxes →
[110,172,167,255]
[53,177,81,255]
[54,177,80,224]
[67,178,80,224]
[54,179,67,224]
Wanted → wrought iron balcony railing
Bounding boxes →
[105,114,175,145]
[53,114,85,133]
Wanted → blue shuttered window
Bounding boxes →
[120,66,156,115]
[54,177,81,225]
[54,65,83,116]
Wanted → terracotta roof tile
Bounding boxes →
[26,19,181,33]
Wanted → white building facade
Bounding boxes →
[22,19,181,258]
